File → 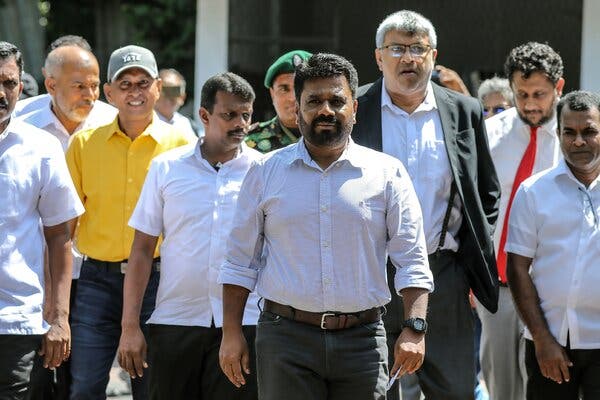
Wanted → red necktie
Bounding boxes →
[497,126,538,283]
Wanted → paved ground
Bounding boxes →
[107,361,132,399]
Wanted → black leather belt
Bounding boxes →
[263,299,381,330]
[86,257,160,273]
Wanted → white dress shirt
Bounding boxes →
[506,160,600,349]
[157,111,199,140]
[0,119,84,334]
[129,141,262,327]
[14,94,117,150]
[486,107,561,254]
[14,94,117,278]
[218,139,433,313]
[380,80,461,254]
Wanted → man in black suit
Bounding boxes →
[352,10,500,400]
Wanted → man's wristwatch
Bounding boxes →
[402,317,428,334]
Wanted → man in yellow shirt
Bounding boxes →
[65,45,192,400]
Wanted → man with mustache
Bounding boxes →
[477,42,565,400]
[245,49,311,153]
[506,90,600,399]
[14,35,117,142]
[65,45,192,400]
[219,53,433,400]
[351,10,500,399]
[0,41,84,399]
[118,72,260,400]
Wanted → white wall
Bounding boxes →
[580,0,600,92]
[194,0,229,122]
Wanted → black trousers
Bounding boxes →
[0,334,42,400]
[147,323,257,400]
[525,339,600,399]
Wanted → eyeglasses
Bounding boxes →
[379,43,432,58]
[483,106,507,117]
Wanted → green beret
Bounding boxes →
[264,50,312,88]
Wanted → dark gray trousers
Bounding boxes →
[0,334,42,400]
[256,311,388,400]
[385,251,475,400]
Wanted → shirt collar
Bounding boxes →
[380,79,438,115]
[23,100,71,137]
[554,158,600,190]
[288,137,368,169]
[193,136,250,166]
[511,108,557,137]
[105,112,164,142]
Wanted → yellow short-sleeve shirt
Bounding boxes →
[66,115,193,261]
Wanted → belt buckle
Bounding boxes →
[120,262,128,274]
[320,312,336,329]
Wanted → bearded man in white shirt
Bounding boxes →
[218,53,433,400]
[118,72,261,400]
[14,35,117,143]
[507,90,600,400]
[479,42,565,400]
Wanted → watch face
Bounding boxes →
[414,319,425,330]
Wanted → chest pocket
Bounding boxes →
[421,139,449,181]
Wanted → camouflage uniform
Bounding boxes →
[245,116,301,153]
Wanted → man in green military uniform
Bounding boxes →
[245,49,311,153]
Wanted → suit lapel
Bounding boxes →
[433,84,462,193]
[355,78,383,151]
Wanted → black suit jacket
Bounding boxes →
[352,78,500,323]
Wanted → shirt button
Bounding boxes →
[320,205,327,212]
[127,178,133,183]
[323,278,331,285]
[322,241,329,248]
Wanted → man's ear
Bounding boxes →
[103,83,114,105]
[294,101,300,126]
[375,48,383,72]
[352,98,358,123]
[199,107,210,125]
[45,77,56,96]
[555,77,565,97]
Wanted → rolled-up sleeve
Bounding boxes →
[218,161,266,291]
[387,164,434,293]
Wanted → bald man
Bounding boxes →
[14,39,116,400]
[16,43,117,149]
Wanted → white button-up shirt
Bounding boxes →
[129,141,262,327]
[486,107,561,254]
[219,139,433,313]
[14,95,117,278]
[0,119,84,334]
[381,80,461,254]
[14,94,117,151]
[506,160,600,349]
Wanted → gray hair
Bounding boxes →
[477,77,513,105]
[375,10,437,49]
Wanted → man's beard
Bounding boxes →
[517,98,557,127]
[298,114,349,147]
